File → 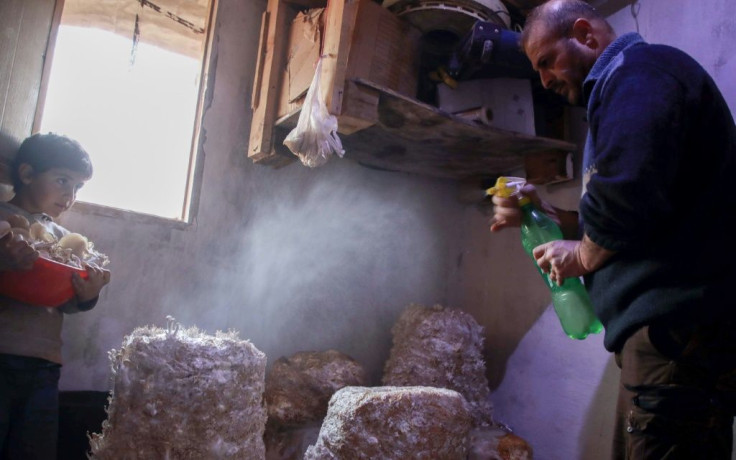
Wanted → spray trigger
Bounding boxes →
[485,176,526,198]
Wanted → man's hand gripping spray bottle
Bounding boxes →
[487,177,603,340]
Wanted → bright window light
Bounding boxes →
[38,3,212,220]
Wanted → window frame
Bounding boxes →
[32,0,219,225]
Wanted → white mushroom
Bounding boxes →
[58,233,89,259]
[29,222,56,243]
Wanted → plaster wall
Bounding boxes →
[449,0,736,458]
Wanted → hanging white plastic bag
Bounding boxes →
[283,57,345,167]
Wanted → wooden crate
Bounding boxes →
[249,0,422,164]
[248,0,577,187]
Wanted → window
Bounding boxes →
[35,0,216,220]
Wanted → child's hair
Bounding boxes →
[11,133,93,191]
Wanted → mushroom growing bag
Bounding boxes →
[283,57,345,167]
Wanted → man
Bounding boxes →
[491,0,736,458]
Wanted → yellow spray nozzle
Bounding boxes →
[485,176,526,198]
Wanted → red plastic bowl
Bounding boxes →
[0,257,88,307]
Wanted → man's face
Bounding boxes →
[525,24,597,105]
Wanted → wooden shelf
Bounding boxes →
[273,79,576,181]
[250,0,576,183]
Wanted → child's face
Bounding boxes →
[17,166,88,218]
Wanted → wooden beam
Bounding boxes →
[320,0,360,116]
[248,0,293,162]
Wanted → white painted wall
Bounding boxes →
[449,1,736,458]
[609,0,736,117]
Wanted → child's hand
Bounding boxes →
[0,221,39,271]
[72,263,111,303]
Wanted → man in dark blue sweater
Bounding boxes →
[491,0,736,458]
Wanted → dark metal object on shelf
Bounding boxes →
[447,20,536,81]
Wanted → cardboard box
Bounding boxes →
[277,8,324,119]
[437,78,536,135]
[345,0,420,99]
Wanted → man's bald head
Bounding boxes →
[521,0,613,54]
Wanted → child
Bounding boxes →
[0,133,110,459]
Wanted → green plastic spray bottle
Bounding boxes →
[487,177,603,340]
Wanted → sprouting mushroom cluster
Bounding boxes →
[6,214,109,269]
